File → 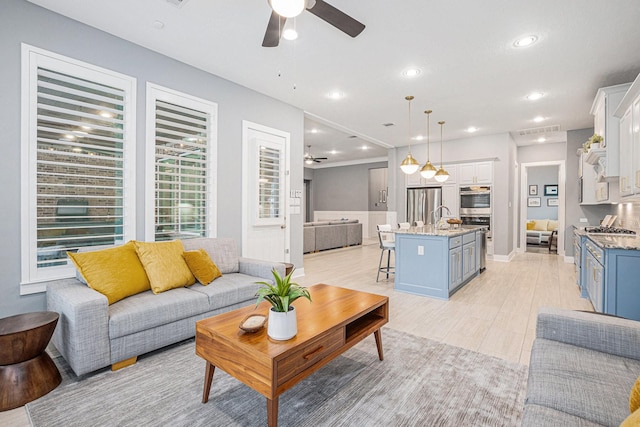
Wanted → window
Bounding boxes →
[257,145,283,222]
[145,84,217,241]
[20,45,136,292]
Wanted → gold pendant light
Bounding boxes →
[400,96,420,175]
[434,120,449,183]
[420,109,437,179]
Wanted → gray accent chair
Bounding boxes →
[46,237,284,376]
[523,307,640,426]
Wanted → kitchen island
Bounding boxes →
[394,227,483,300]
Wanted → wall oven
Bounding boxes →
[459,186,491,238]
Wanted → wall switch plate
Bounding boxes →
[418,245,424,255]
[579,218,588,223]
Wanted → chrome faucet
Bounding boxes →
[431,205,452,224]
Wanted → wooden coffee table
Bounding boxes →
[196,284,388,427]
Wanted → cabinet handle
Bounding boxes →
[303,345,325,360]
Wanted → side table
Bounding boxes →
[0,311,62,411]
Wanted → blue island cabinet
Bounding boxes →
[604,247,640,321]
[395,230,478,300]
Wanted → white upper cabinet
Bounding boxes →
[588,83,632,180]
[459,161,492,185]
[406,164,457,187]
[614,73,640,199]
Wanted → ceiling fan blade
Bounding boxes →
[314,159,322,163]
[315,157,328,160]
[262,11,286,47]
[307,0,365,38]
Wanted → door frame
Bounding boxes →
[241,120,291,262]
[519,160,566,255]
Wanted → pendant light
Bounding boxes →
[434,120,449,183]
[400,96,420,175]
[420,109,437,179]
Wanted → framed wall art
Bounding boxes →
[544,185,558,196]
[547,198,558,206]
[528,197,541,207]
[528,185,538,196]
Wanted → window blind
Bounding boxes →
[154,100,210,240]
[35,67,126,268]
[258,146,282,220]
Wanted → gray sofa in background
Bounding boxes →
[523,307,640,426]
[303,220,362,253]
[46,237,284,376]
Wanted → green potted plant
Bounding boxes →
[255,268,311,340]
[589,134,603,149]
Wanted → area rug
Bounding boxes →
[27,328,528,426]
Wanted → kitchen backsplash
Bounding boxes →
[615,202,640,229]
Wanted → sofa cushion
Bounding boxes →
[631,375,640,412]
[548,220,558,231]
[67,241,151,305]
[526,221,535,230]
[188,273,261,311]
[533,219,549,231]
[133,240,196,294]
[522,404,604,427]
[182,237,239,274]
[526,338,640,426]
[622,408,640,427]
[183,249,222,285]
[108,288,209,339]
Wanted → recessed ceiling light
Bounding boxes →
[537,137,546,143]
[362,145,368,150]
[402,68,421,78]
[283,28,298,41]
[466,127,478,133]
[526,92,544,101]
[413,135,425,141]
[310,128,318,134]
[330,150,337,155]
[153,20,165,30]
[533,116,545,123]
[514,35,538,48]
[327,91,344,100]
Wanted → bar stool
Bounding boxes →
[549,230,558,253]
[376,224,395,282]
[398,222,411,231]
[414,220,424,227]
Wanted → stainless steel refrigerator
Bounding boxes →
[407,187,442,225]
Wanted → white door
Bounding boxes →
[242,121,290,263]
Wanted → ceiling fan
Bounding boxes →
[304,145,327,164]
[263,0,366,47]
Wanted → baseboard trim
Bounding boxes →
[292,267,305,278]
[492,251,516,262]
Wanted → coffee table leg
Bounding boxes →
[267,396,279,427]
[374,329,384,361]
[202,362,215,403]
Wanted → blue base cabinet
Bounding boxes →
[395,230,479,300]
[604,248,640,321]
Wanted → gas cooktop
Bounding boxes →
[585,226,637,235]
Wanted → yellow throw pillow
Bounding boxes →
[526,221,535,231]
[621,408,640,427]
[533,219,549,231]
[183,249,222,285]
[547,220,558,231]
[133,240,196,294]
[68,241,150,305]
[630,375,640,413]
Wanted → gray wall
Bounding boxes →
[518,142,566,164]
[527,166,559,220]
[1,0,304,317]
[392,133,515,257]
[312,162,388,211]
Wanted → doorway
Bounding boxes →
[520,161,565,255]
[242,121,290,263]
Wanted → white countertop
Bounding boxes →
[395,226,486,238]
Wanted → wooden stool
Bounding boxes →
[0,311,62,411]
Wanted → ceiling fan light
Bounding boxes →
[270,0,305,18]
[283,28,298,40]
[305,158,313,165]
[420,161,437,179]
[400,153,420,174]
[434,167,449,183]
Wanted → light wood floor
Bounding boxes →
[1,240,591,425]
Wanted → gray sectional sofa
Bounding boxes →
[303,220,362,253]
[46,237,284,376]
[523,307,640,426]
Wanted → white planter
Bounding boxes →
[267,306,297,340]
[591,142,601,150]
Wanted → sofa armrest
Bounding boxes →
[238,257,285,281]
[536,307,640,360]
[46,278,111,376]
